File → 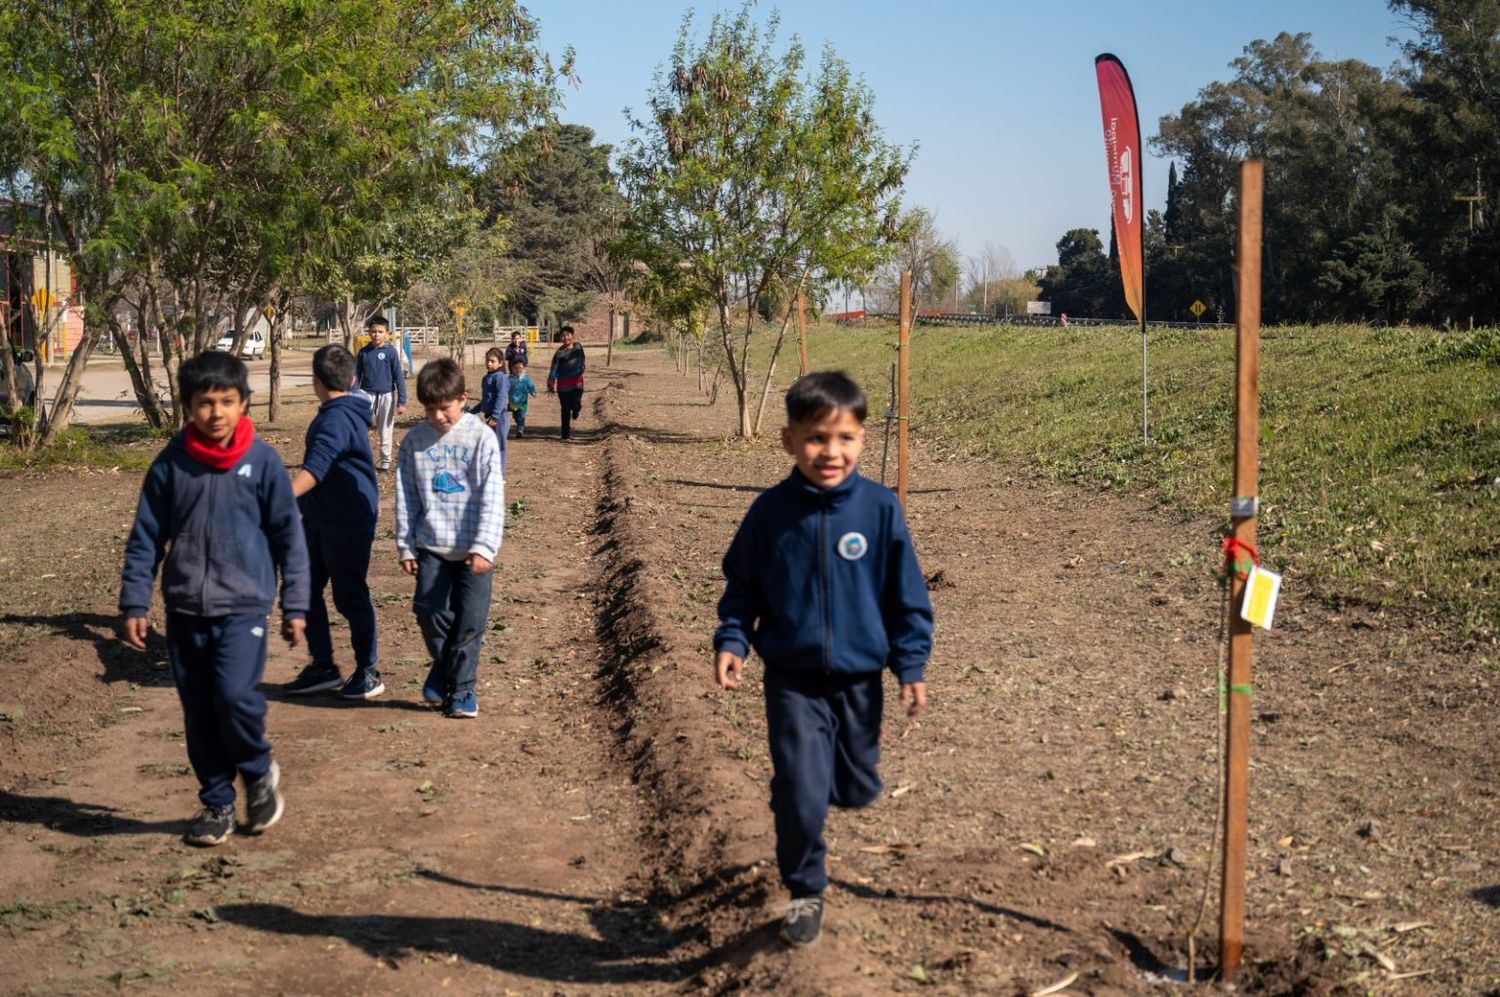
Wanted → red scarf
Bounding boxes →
[183,417,255,470]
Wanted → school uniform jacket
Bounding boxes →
[120,434,310,620]
[714,468,933,683]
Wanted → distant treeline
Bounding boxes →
[1040,4,1500,327]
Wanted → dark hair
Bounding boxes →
[416,358,466,404]
[785,371,867,425]
[179,350,251,403]
[560,325,575,336]
[366,315,389,331]
[510,359,525,371]
[485,347,504,363]
[312,344,356,393]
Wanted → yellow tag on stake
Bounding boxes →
[1240,564,1282,629]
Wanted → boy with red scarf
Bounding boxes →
[120,351,310,847]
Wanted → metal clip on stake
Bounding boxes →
[1229,496,1258,518]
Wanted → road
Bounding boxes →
[55,353,315,424]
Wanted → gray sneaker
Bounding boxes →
[338,668,385,700]
[781,895,823,947]
[186,804,235,847]
[244,760,284,834]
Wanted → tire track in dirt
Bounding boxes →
[0,365,696,994]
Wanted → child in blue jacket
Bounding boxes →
[714,371,933,947]
[473,347,510,475]
[284,344,383,700]
[120,351,310,847]
[507,359,537,438]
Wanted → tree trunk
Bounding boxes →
[152,281,183,423]
[35,315,103,449]
[268,311,284,423]
[113,314,167,428]
[752,291,803,435]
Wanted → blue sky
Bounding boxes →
[535,1,1414,272]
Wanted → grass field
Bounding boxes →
[719,320,1498,641]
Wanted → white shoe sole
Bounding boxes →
[244,762,284,834]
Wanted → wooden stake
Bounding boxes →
[1220,159,1262,978]
[606,304,615,367]
[896,270,911,507]
[797,290,809,375]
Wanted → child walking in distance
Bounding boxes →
[473,347,510,475]
[354,316,406,471]
[546,325,586,441]
[508,360,537,438]
[396,358,505,719]
[505,329,529,371]
[284,345,384,700]
[119,351,310,847]
[713,371,933,947]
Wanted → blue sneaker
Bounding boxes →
[421,663,445,706]
[444,690,478,719]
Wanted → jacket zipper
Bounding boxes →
[201,466,215,611]
[819,497,832,674]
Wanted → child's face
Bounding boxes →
[368,326,388,347]
[423,395,467,434]
[189,386,247,445]
[782,407,865,489]
[511,362,524,376]
[511,334,522,345]
[485,355,501,372]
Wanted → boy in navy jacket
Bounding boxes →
[353,315,406,471]
[284,344,383,700]
[120,352,310,846]
[714,371,933,947]
[472,347,510,475]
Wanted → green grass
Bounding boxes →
[0,421,169,472]
[769,320,1496,639]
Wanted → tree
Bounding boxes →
[1037,228,1114,317]
[620,5,909,437]
[877,208,960,315]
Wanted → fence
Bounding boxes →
[866,311,1233,331]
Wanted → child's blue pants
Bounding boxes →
[166,612,273,809]
[412,550,494,698]
[303,524,378,672]
[764,667,884,897]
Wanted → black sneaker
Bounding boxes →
[338,668,385,700]
[185,804,235,847]
[243,760,284,834]
[781,895,823,947]
[284,661,342,696]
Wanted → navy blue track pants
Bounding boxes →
[303,525,378,672]
[764,667,884,897]
[166,612,273,809]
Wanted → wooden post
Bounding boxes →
[896,270,911,507]
[606,304,615,367]
[797,290,809,375]
[1220,159,1262,978]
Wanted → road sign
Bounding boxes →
[447,297,470,317]
[29,288,56,311]
[1190,299,1207,318]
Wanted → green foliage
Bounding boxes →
[803,321,1499,638]
[620,3,910,436]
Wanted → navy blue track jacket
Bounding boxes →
[298,393,378,532]
[120,434,311,620]
[475,369,510,422]
[714,468,933,683]
[354,342,406,404]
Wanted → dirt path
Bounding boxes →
[1,346,1494,995]
[0,370,689,994]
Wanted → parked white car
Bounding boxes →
[215,328,266,359]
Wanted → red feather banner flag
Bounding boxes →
[1094,53,1144,321]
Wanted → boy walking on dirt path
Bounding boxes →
[473,347,510,475]
[713,371,933,947]
[508,359,537,438]
[546,325,586,441]
[119,351,309,847]
[396,358,505,719]
[354,315,406,471]
[284,344,384,700]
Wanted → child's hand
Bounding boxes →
[401,558,419,576]
[900,681,927,717]
[467,553,494,575]
[714,651,743,690]
[282,617,305,648]
[122,615,149,651]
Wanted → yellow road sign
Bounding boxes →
[30,288,56,311]
[1189,299,1207,318]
